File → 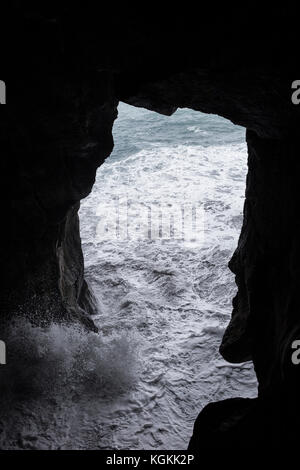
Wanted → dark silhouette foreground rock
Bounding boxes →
[2,4,300,448]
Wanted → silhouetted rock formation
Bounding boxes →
[2,4,300,448]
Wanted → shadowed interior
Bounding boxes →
[1,4,300,448]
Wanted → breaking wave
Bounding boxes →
[0,320,139,449]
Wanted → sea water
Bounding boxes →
[78,103,257,449]
[0,103,257,450]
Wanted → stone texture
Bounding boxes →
[0,72,117,328]
[2,3,300,448]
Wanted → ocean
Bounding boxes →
[0,102,257,450]
[78,103,257,449]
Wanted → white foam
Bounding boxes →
[0,104,257,450]
[76,107,257,449]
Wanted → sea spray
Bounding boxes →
[0,104,258,450]
[0,319,140,400]
[0,319,141,449]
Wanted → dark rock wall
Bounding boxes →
[0,71,117,327]
[2,3,300,447]
[191,132,300,447]
[222,132,300,388]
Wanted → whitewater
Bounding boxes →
[0,103,257,450]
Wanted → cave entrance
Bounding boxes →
[79,102,257,449]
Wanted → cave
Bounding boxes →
[1,4,300,451]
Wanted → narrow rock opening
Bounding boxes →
[2,4,298,451]
[78,102,257,449]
